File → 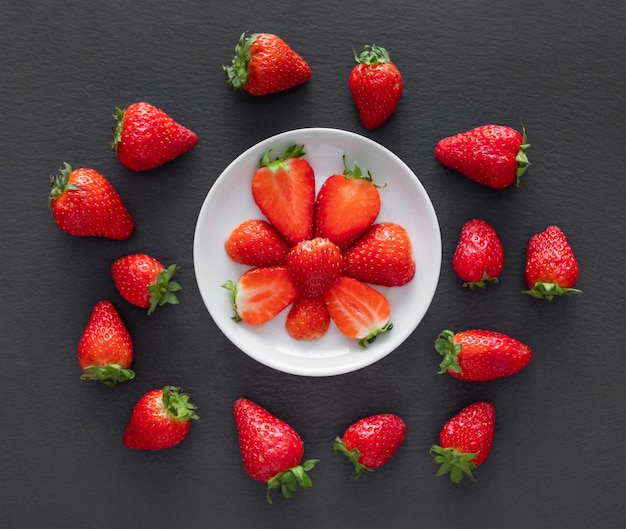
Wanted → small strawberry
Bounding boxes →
[314,158,381,250]
[452,219,504,289]
[323,276,392,347]
[111,253,181,315]
[349,44,403,130]
[286,237,343,298]
[342,222,415,287]
[78,300,134,387]
[49,163,135,240]
[123,386,198,450]
[225,219,291,267]
[333,414,406,478]
[523,225,581,300]
[233,398,317,503]
[224,32,311,96]
[435,124,530,189]
[285,295,331,341]
[251,144,316,246]
[112,102,198,171]
[435,329,532,382]
[430,401,495,483]
[223,266,299,325]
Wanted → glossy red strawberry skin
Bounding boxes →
[287,238,343,297]
[49,163,135,240]
[285,296,331,341]
[225,219,290,267]
[453,219,504,289]
[435,124,529,189]
[224,32,311,96]
[349,44,403,130]
[113,102,198,171]
[342,222,415,287]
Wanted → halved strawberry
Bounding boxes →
[225,219,290,267]
[251,144,315,246]
[223,266,299,325]
[323,276,392,347]
[286,237,343,298]
[285,296,331,341]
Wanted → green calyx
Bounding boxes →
[434,330,462,375]
[430,445,478,483]
[515,125,530,185]
[266,460,318,504]
[147,264,181,315]
[111,107,125,152]
[223,31,258,90]
[333,437,371,479]
[221,280,242,322]
[80,364,135,387]
[49,162,80,206]
[354,44,390,65]
[463,271,499,290]
[162,385,199,421]
[359,323,393,348]
[523,281,582,301]
[258,143,305,173]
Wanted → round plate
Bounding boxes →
[193,128,441,376]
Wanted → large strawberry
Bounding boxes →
[111,253,181,315]
[224,32,311,96]
[78,300,134,387]
[251,144,316,246]
[333,413,406,478]
[430,401,495,483]
[112,102,198,171]
[285,296,331,342]
[349,44,403,130]
[435,329,532,382]
[225,219,290,267]
[286,237,343,298]
[323,276,392,347]
[233,398,317,503]
[123,386,198,450]
[314,159,381,250]
[523,225,581,300]
[435,124,530,189]
[49,163,135,240]
[342,222,415,287]
[223,266,299,325]
[452,219,504,289]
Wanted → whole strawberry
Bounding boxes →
[349,44,403,130]
[233,398,317,503]
[453,219,504,289]
[285,296,331,342]
[112,102,198,171]
[49,163,135,240]
[430,401,495,483]
[111,253,181,315]
[123,386,198,450]
[334,414,406,478]
[523,225,581,300]
[342,222,415,287]
[287,237,343,298]
[435,329,532,382]
[224,32,311,96]
[435,124,530,189]
[78,300,134,387]
[225,219,290,267]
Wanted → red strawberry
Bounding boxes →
[123,386,198,450]
[112,102,198,171]
[430,401,495,483]
[452,219,504,289]
[435,124,530,189]
[224,32,311,96]
[342,222,415,287]
[323,276,392,347]
[333,414,406,478]
[78,300,134,387]
[314,159,381,250]
[222,266,299,325]
[251,144,315,246]
[523,225,581,300]
[49,163,135,240]
[435,329,532,382]
[349,44,403,130]
[285,295,331,341]
[111,254,181,315]
[233,398,317,503]
[225,219,290,267]
[286,237,343,298]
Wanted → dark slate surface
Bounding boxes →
[2,1,625,528]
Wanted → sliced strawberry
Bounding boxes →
[223,266,299,325]
[286,237,343,298]
[323,276,392,347]
[285,296,331,341]
[225,219,290,267]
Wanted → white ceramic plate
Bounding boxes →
[193,128,441,376]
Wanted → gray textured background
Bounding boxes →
[2,1,625,528]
